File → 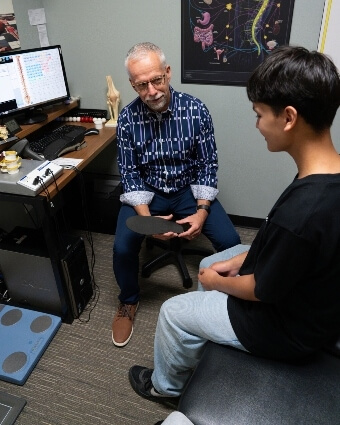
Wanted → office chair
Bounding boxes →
[141,236,213,289]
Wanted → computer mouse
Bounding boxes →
[84,128,99,136]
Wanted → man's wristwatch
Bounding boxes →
[196,204,211,214]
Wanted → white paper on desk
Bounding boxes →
[38,24,49,47]
[52,158,83,170]
[28,8,46,25]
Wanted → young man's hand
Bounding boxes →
[209,251,248,276]
[198,268,258,301]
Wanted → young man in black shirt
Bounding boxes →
[128,46,340,401]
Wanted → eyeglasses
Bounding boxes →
[132,74,166,93]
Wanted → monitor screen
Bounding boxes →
[0,45,70,125]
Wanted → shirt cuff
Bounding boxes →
[120,191,154,206]
[191,185,219,201]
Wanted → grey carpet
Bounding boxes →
[0,227,257,425]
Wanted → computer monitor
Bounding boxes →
[0,45,70,125]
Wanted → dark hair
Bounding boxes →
[247,46,340,132]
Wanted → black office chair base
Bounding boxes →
[142,237,213,289]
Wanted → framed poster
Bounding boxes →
[318,0,340,71]
[0,0,20,52]
[182,0,295,86]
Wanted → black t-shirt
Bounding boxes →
[228,174,340,360]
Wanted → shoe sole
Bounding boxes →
[112,302,139,347]
[126,216,190,235]
[112,329,133,347]
[128,368,179,409]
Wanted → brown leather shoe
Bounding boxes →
[112,302,139,347]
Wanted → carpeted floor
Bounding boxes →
[0,227,257,425]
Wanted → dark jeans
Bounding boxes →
[113,186,240,304]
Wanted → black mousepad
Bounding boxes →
[0,391,26,425]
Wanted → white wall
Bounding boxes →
[12,0,42,47]
[12,0,340,219]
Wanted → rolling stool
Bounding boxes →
[141,237,213,288]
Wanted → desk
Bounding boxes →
[39,122,116,198]
[15,101,116,198]
[0,103,116,322]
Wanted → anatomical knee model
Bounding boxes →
[106,75,120,127]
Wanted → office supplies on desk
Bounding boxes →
[0,159,63,196]
[5,138,43,161]
[58,108,108,122]
[17,160,63,194]
[0,134,20,154]
[0,159,54,196]
[28,123,86,160]
[43,137,86,160]
[84,128,99,136]
[3,118,22,135]
[0,150,22,174]
[52,157,82,169]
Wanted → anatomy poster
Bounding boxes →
[182,1,295,86]
[0,0,20,52]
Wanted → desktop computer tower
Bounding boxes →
[0,227,93,319]
[60,236,93,318]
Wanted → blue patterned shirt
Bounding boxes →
[117,86,219,206]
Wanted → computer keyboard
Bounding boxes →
[28,124,86,158]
